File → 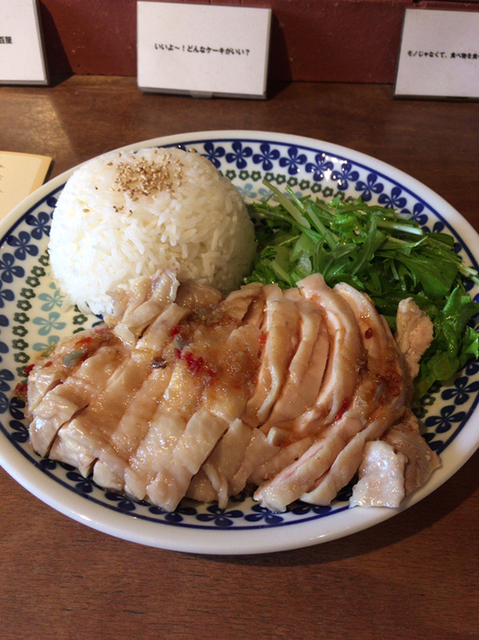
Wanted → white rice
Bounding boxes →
[49,147,257,316]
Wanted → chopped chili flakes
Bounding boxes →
[23,363,35,377]
[13,382,28,401]
[335,398,350,421]
[75,336,93,349]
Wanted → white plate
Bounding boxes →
[1,130,478,555]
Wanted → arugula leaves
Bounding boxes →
[246,181,479,401]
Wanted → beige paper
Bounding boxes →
[0,151,52,220]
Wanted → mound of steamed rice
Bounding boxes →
[49,147,257,316]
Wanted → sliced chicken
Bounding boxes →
[47,275,185,477]
[253,427,342,512]
[93,364,175,490]
[197,323,262,423]
[184,321,263,507]
[27,332,94,414]
[146,409,229,511]
[109,365,174,459]
[350,409,441,509]
[299,283,407,506]
[174,281,223,309]
[347,301,438,508]
[218,282,264,324]
[29,336,126,457]
[383,409,441,496]
[228,428,278,498]
[395,297,434,386]
[124,408,187,501]
[200,419,254,508]
[186,469,217,503]
[242,290,266,328]
[289,274,364,435]
[300,398,405,506]
[349,440,407,508]
[262,289,329,428]
[243,284,301,427]
[48,303,189,475]
[255,281,405,511]
[111,269,180,345]
[123,353,207,500]
[248,436,314,486]
[123,294,263,502]
[27,269,440,514]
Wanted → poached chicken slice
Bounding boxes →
[349,440,407,508]
[48,303,189,476]
[198,323,263,423]
[261,289,329,429]
[228,428,278,498]
[29,334,127,457]
[300,398,405,507]
[27,332,101,414]
[123,298,263,502]
[217,282,264,324]
[174,281,223,310]
[112,269,180,345]
[200,419,254,509]
[288,274,364,435]
[124,407,187,501]
[348,300,437,508]
[248,436,314,487]
[395,297,434,387]
[145,409,229,511]
[349,409,441,509]
[93,364,175,491]
[182,321,263,507]
[243,284,301,427]
[186,469,217,503]
[123,348,207,500]
[383,409,441,496]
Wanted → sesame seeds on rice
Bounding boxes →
[48,147,257,316]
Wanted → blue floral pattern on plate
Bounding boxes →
[0,134,478,546]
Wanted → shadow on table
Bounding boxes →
[203,448,479,567]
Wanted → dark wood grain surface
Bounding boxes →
[1,76,478,640]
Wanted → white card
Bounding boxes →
[395,9,479,99]
[0,0,48,85]
[137,2,271,99]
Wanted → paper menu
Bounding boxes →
[137,2,271,99]
[0,151,52,220]
[0,0,48,85]
[395,9,479,99]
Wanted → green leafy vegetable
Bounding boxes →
[246,181,479,401]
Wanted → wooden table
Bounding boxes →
[1,76,478,640]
